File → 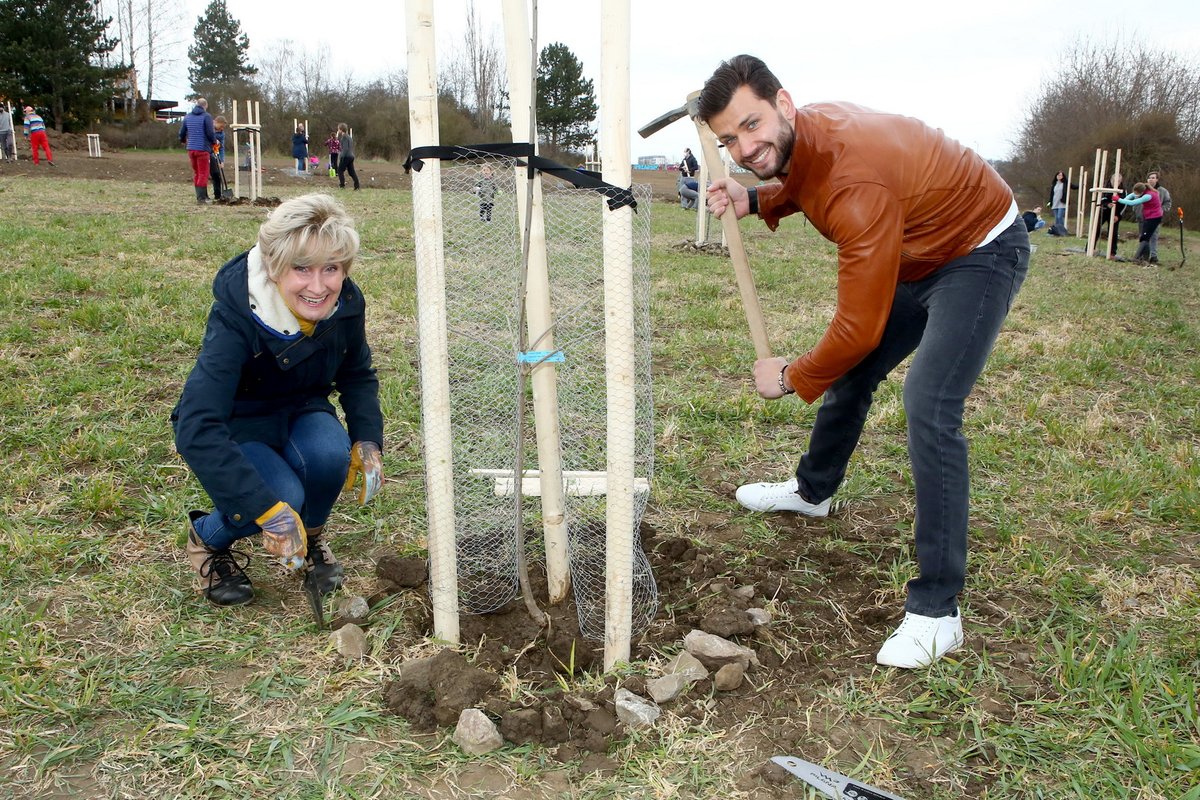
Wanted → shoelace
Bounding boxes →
[199,545,251,589]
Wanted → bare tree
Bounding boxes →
[463,0,504,127]
[104,0,182,118]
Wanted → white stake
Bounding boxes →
[502,0,570,606]
[232,102,240,199]
[696,143,709,244]
[253,102,263,200]
[600,0,635,672]
[1106,149,1122,260]
[406,0,459,645]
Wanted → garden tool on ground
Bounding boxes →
[771,756,908,800]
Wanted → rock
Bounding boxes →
[453,709,504,756]
[566,694,598,713]
[700,608,755,638]
[645,673,689,704]
[331,595,371,629]
[746,608,772,626]
[732,584,756,599]
[329,623,367,659]
[614,688,660,728]
[663,651,709,682]
[714,663,745,691]
[684,629,759,671]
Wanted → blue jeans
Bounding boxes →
[194,412,351,550]
[795,218,1030,616]
[1053,207,1066,231]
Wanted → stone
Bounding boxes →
[453,709,504,756]
[614,688,660,728]
[331,595,371,629]
[663,651,709,682]
[683,629,759,671]
[700,608,755,638]
[732,584,756,599]
[714,662,745,691]
[329,623,367,659]
[646,673,689,704]
[746,608,772,626]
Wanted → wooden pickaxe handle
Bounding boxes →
[688,92,773,360]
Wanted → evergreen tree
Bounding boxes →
[535,42,596,154]
[0,0,119,131]
[187,0,256,102]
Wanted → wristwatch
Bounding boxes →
[747,186,759,215]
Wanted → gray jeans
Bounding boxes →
[796,217,1030,616]
[0,130,14,159]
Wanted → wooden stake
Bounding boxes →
[253,102,263,200]
[600,0,636,672]
[502,0,570,606]
[696,143,709,244]
[406,0,459,645]
[1064,167,1073,232]
[1106,149,1122,260]
[232,102,240,199]
[1087,148,1105,257]
[1076,166,1087,238]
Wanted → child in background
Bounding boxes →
[325,131,340,177]
[209,116,227,200]
[474,164,497,222]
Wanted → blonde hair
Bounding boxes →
[257,194,360,280]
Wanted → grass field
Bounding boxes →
[0,170,1197,799]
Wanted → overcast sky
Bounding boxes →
[151,0,1200,163]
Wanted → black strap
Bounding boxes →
[403,143,637,212]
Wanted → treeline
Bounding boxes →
[999,38,1199,230]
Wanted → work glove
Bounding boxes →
[343,441,383,505]
[257,501,308,570]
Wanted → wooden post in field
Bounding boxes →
[600,0,636,671]
[253,102,263,200]
[695,142,709,244]
[1076,165,1087,238]
[232,102,240,199]
[406,0,459,645]
[1086,148,1105,258]
[1105,149,1123,260]
[1070,166,1080,232]
[501,0,570,605]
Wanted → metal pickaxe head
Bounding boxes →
[637,91,704,139]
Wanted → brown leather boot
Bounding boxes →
[186,511,253,606]
[305,525,344,594]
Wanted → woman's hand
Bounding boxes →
[344,441,383,505]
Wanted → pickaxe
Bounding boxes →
[639,91,773,360]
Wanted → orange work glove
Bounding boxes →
[343,441,383,505]
[256,501,308,570]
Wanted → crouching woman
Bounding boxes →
[173,193,384,606]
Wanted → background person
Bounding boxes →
[292,123,309,175]
[172,193,384,607]
[1144,171,1172,263]
[325,130,340,176]
[335,123,359,190]
[22,105,54,166]
[179,98,216,203]
[0,104,15,161]
[1047,170,1074,235]
[700,54,1029,669]
[1116,181,1163,263]
[208,115,227,201]
[680,147,699,177]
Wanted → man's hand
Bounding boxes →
[707,178,751,220]
[753,356,794,399]
[343,441,383,505]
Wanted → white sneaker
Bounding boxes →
[875,611,964,669]
[735,477,831,516]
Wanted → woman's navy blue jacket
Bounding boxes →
[172,251,382,528]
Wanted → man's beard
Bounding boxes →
[746,112,795,180]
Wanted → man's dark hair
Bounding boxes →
[697,55,782,122]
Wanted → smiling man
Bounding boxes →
[700,55,1030,668]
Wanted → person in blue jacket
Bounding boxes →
[292,123,309,175]
[172,193,384,606]
[179,98,217,203]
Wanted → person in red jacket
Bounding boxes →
[700,55,1029,669]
